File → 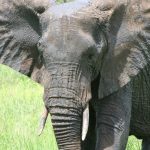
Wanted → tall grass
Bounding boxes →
[0,65,141,150]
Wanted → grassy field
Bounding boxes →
[0,65,58,150]
[0,65,141,150]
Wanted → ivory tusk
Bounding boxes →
[82,104,89,141]
[38,107,48,136]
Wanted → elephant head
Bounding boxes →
[0,0,149,149]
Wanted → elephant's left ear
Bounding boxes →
[98,0,150,99]
[0,0,50,80]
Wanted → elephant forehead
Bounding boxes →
[43,30,95,58]
[46,13,96,34]
[47,16,81,36]
[43,16,96,50]
[40,19,96,63]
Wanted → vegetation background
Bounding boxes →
[0,0,142,149]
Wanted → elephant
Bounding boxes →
[0,0,150,149]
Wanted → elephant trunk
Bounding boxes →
[48,98,82,150]
[43,63,91,149]
[38,103,89,148]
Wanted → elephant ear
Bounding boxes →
[0,0,50,81]
[98,0,150,99]
[25,0,54,13]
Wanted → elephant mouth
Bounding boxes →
[45,88,91,141]
[38,102,90,141]
[44,88,91,108]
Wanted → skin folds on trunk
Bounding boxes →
[48,98,82,150]
[43,63,91,150]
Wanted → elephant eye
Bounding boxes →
[37,41,45,54]
[86,46,97,60]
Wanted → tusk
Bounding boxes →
[38,107,48,136]
[82,104,89,141]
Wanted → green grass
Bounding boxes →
[0,65,141,150]
[126,136,141,150]
[0,65,58,150]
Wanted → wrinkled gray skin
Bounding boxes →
[0,0,150,150]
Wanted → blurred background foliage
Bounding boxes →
[57,0,72,3]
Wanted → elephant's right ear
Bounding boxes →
[98,0,150,99]
[0,0,50,80]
